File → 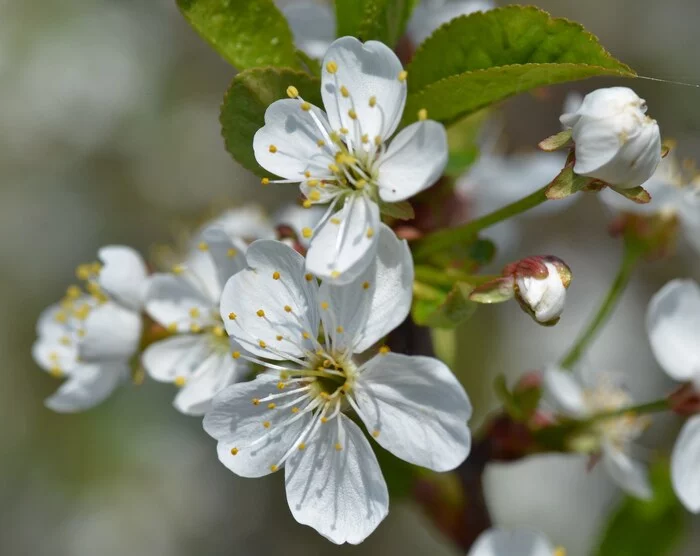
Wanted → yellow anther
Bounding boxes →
[309,190,321,201]
[86,281,101,295]
[227,248,238,258]
[301,102,311,111]
[276,334,283,341]
[320,392,330,400]
[49,352,60,362]
[323,359,331,368]
[190,323,202,333]
[307,179,319,187]
[252,398,260,405]
[372,429,380,438]
[291,407,300,414]
[284,305,292,313]
[259,340,267,348]
[366,227,374,238]
[362,281,370,290]
[167,323,178,333]
[66,285,81,299]
[348,109,357,120]
[304,170,311,178]
[230,447,239,455]
[298,443,306,451]
[305,273,313,282]
[329,131,341,143]
[270,464,279,472]
[326,61,338,74]
[398,70,408,82]
[340,85,350,97]
[198,241,209,251]
[174,376,186,388]
[331,271,341,279]
[379,345,391,354]
[328,163,340,173]
[553,548,567,556]
[261,177,270,185]
[277,382,286,390]
[77,329,86,338]
[280,372,290,380]
[361,134,369,144]
[189,307,200,318]
[302,331,311,339]
[75,264,91,280]
[59,336,72,346]
[272,271,281,280]
[418,108,428,121]
[374,135,382,145]
[302,227,313,239]
[369,96,377,107]
[335,443,343,451]
[330,217,341,225]
[49,366,63,378]
[172,264,185,275]
[339,127,349,135]
[263,421,271,429]
[320,301,329,310]
[268,145,278,153]
[268,403,277,410]
[321,417,329,424]
[232,351,241,359]
[228,312,237,320]
[316,139,326,147]
[73,304,91,320]
[336,326,344,334]
[256,309,265,317]
[213,326,225,337]
[89,262,102,274]
[286,85,299,98]
[303,200,312,208]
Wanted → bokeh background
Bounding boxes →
[2,0,700,554]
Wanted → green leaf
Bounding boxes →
[538,129,573,152]
[335,0,419,46]
[177,0,300,70]
[595,461,686,556]
[404,6,635,124]
[545,166,593,200]
[412,282,477,328]
[220,68,322,175]
[445,109,488,177]
[609,185,652,204]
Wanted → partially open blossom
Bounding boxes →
[560,87,661,189]
[254,36,447,283]
[32,246,147,412]
[468,528,566,556]
[204,228,472,543]
[544,367,652,499]
[646,279,700,511]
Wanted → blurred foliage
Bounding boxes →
[335,0,420,48]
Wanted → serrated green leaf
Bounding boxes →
[595,461,686,556]
[177,0,300,70]
[220,68,322,175]
[413,282,476,328]
[335,0,419,46]
[404,6,635,124]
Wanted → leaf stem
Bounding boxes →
[412,185,550,260]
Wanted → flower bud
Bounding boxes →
[512,257,571,325]
[560,87,661,189]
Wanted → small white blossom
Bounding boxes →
[560,87,661,189]
[600,153,700,254]
[468,528,565,556]
[544,367,652,499]
[515,261,569,325]
[142,207,278,415]
[646,279,700,511]
[254,36,448,283]
[204,226,472,544]
[32,246,147,412]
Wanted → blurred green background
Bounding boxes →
[2,1,700,554]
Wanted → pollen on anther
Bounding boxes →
[213,326,225,337]
[291,407,300,414]
[256,309,265,317]
[227,248,238,258]
[372,429,380,438]
[304,273,313,282]
[272,271,281,280]
[268,402,277,410]
[303,200,312,208]
[366,227,374,238]
[320,301,329,310]
[330,217,341,225]
[230,447,239,455]
[268,145,278,153]
[379,345,391,354]
[263,421,271,429]
[340,85,350,97]
[167,323,178,333]
[361,134,369,144]
[286,85,299,98]
[331,271,341,279]
[284,305,292,312]
[228,312,237,320]
[307,179,319,187]
[298,443,306,451]
[398,70,408,82]
[232,351,241,359]
[301,102,311,111]
[252,398,260,405]
[259,340,267,348]
[369,96,377,107]
[348,109,357,120]
[374,135,382,146]
[316,139,326,147]
[321,417,328,424]
[190,323,202,333]
[302,227,313,239]
[189,307,200,318]
[362,281,370,290]
[302,331,311,339]
[261,177,270,185]
[277,382,286,390]
[339,127,349,135]
[336,326,344,333]
[309,190,321,201]
[198,242,208,251]
[270,464,279,472]
[418,108,428,121]
[335,443,343,451]
[276,334,283,341]
[326,61,338,74]
[174,376,186,388]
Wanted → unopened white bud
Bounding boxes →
[560,87,661,189]
[516,262,567,324]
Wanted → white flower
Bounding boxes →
[468,528,565,556]
[407,0,495,46]
[544,367,652,499]
[646,279,700,511]
[273,202,326,248]
[142,208,274,415]
[32,246,147,412]
[560,87,661,189]
[278,0,336,60]
[515,261,569,325]
[599,153,700,254]
[204,226,472,544]
[254,36,448,283]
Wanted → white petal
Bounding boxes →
[672,415,700,512]
[601,445,652,499]
[144,274,218,332]
[273,203,326,248]
[354,353,472,471]
[377,120,448,202]
[305,195,379,284]
[543,368,588,418]
[679,189,700,255]
[253,99,334,180]
[142,334,211,383]
[183,242,222,301]
[32,336,78,373]
[203,375,314,478]
[36,302,73,339]
[97,245,148,311]
[45,362,126,413]
[321,36,406,142]
[201,226,248,293]
[79,302,142,362]
[646,279,700,381]
[281,1,335,59]
[319,224,413,353]
[468,528,555,556]
[220,239,320,360]
[174,351,246,416]
[202,205,276,243]
[285,414,389,544]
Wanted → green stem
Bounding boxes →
[589,398,670,422]
[559,244,643,370]
[414,265,499,288]
[412,184,549,260]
